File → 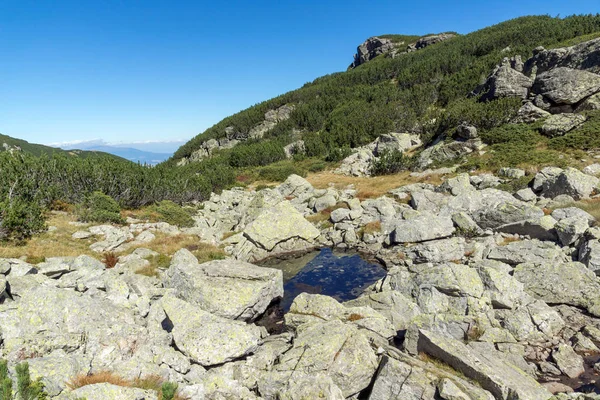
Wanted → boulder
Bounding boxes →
[513,261,600,316]
[480,62,533,101]
[243,201,320,251]
[390,212,455,243]
[554,216,589,246]
[417,330,552,400]
[535,167,599,200]
[552,344,585,379]
[498,167,525,179]
[351,37,397,68]
[373,132,421,156]
[456,123,478,140]
[413,33,456,49]
[277,373,344,400]
[274,320,378,397]
[511,102,551,124]
[475,201,545,230]
[524,37,600,75]
[277,174,314,199]
[476,263,527,309]
[499,300,565,342]
[161,295,263,366]
[514,187,537,202]
[552,207,595,225]
[531,67,600,108]
[583,163,600,176]
[495,215,557,242]
[369,356,436,400]
[344,290,421,332]
[165,249,283,321]
[540,113,586,137]
[487,239,567,265]
[413,263,485,298]
[404,237,466,264]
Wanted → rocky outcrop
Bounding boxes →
[409,33,457,51]
[479,57,533,101]
[523,37,600,75]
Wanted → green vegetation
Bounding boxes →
[77,191,124,224]
[175,15,600,165]
[0,359,48,400]
[371,149,414,176]
[144,201,195,227]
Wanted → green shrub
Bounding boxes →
[147,201,195,227]
[371,150,413,175]
[77,191,124,224]
[161,382,178,400]
[255,161,307,182]
[0,196,45,242]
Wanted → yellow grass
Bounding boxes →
[306,171,444,200]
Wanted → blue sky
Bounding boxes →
[0,1,598,148]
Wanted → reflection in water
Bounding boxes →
[261,248,387,311]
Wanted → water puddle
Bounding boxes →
[259,248,387,311]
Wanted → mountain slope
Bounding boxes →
[0,133,127,161]
[172,15,600,173]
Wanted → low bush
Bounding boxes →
[255,161,307,182]
[146,201,195,228]
[77,191,124,224]
[371,150,413,176]
[0,196,46,242]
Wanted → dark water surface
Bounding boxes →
[260,248,387,311]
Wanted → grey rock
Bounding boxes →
[476,201,545,230]
[437,173,475,195]
[277,373,344,400]
[438,378,471,400]
[514,188,537,202]
[524,37,600,75]
[532,67,600,107]
[369,356,436,400]
[584,163,600,176]
[456,123,478,140]
[535,167,599,200]
[555,216,589,246]
[283,140,305,159]
[162,295,263,366]
[552,344,585,379]
[345,290,421,332]
[351,37,397,68]
[417,329,552,400]
[165,249,283,321]
[404,237,466,263]
[487,239,567,265]
[390,212,455,243]
[480,61,533,101]
[495,215,557,241]
[67,383,158,400]
[552,207,595,225]
[275,320,378,397]
[513,261,600,317]
[314,194,338,212]
[373,132,421,156]
[498,167,526,179]
[511,102,551,124]
[540,113,587,137]
[413,33,456,50]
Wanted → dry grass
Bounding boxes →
[0,212,97,261]
[102,252,119,268]
[347,313,364,321]
[221,231,237,241]
[563,198,600,222]
[67,371,130,390]
[499,236,521,246]
[67,372,188,400]
[363,221,382,235]
[306,171,444,200]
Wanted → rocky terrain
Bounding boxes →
[5,163,600,399]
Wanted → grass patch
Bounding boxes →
[346,313,364,322]
[139,200,196,227]
[102,252,119,269]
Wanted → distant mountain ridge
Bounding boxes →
[70,145,172,165]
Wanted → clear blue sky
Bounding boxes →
[0,0,598,147]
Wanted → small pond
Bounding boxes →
[259,248,387,311]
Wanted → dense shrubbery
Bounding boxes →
[371,150,414,175]
[174,14,600,162]
[0,196,45,242]
[77,191,124,224]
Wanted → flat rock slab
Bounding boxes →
[244,201,320,251]
[417,330,552,400]
[165,249,283,321]
[162,295,263,367]
[390,212,455,243]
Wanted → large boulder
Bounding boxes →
[351,37,397,68]
[165,249,283,321]
[513,261,600,316]
[368,356,436,400]
[540,113,586,137]
[531,67,600,109]
[534,167,599,200]
[161,295,264,366]
[390,212,455,243]
[511,102,551,124]
[480,61,533,101]
[274,320,379,397]
[373,132,421,156]
[579,239,600,275]
[244,201,320,251]
[524,37,600,76]
[417,330,552,400]
[487,239,567,265]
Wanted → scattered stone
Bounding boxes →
[552,344,585,379]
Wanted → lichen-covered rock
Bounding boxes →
[390,212,455,243]
[531,67,600,108]
[555,216,589,246]
[487,239,567,265]
[495,215,557,242]
[161,295,264,366]
[514,261,600,316]
[277,373,345,400]
[540,114,586,137]
[417,330,552,400]
[511,101,551,124]
[404,237,466,264]
[275,320,378,397]
[165,249,283,321]
[535,167,599,200]
[552,344,585,379]
[369,356,436,400]
[480,61,533,101]
[579,239,600,275]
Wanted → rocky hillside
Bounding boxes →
[171,15,600,183]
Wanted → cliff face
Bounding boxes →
[349,33,457,69]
